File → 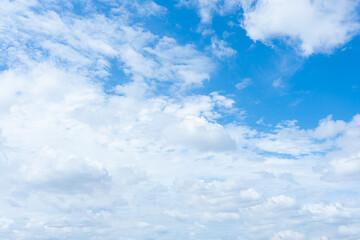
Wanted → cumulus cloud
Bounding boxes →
[241,0,360,55]
[312,115,360,180]
[164,115,236,151]
[19,148,110,193]
[325,153,360,180]
[312,115,347,139]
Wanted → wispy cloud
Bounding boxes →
[236,77,252,90]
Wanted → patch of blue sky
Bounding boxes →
[153,1,360,130]
[102,58,131,93]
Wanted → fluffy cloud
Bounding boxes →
[1,0,360,239]
[241,0,360,55]
[313,115,360,180]
[312,115,347,139]
[164,115,236,151]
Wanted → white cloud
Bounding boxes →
[271,230,305,240]
[208,36,237,58]
[1,1,360,239]
[141,36,214,86]
[338,224,360,236]
[241,0,360,55]
[240,188,262,200]
[181,179,248,211]
[272,78,284,88]
[313,114,360,180]
[18,148,110,193]
[264,195,296,209]
[163,115,236,152]
[124,0,167,17]
[236,78,252,90]
[202,211,240,222]
[253,120,328,156]
[302,202,360,220]
[178,0,241,24]
[0,0,212,88]
[312,115,347,139]
[164,210,188,220]
[0,217,13,230]
[178,0,360,55]
[326,153,360,180]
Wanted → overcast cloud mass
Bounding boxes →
[1,0,360,239]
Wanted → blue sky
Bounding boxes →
[1,0,360,239]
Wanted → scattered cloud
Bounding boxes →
[177,0,241,24]
[0,0,360,239]
[208,36,237,58]
[236,77,252,90]
[272,78,284,88]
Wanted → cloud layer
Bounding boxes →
[1,1,360,239]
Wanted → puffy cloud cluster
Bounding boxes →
[1,0,360,239]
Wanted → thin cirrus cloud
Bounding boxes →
[1,0,360,239]
[236,77,252,90]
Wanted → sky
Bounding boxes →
[1,0,360,239]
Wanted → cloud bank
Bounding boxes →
[0,1,360,239]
